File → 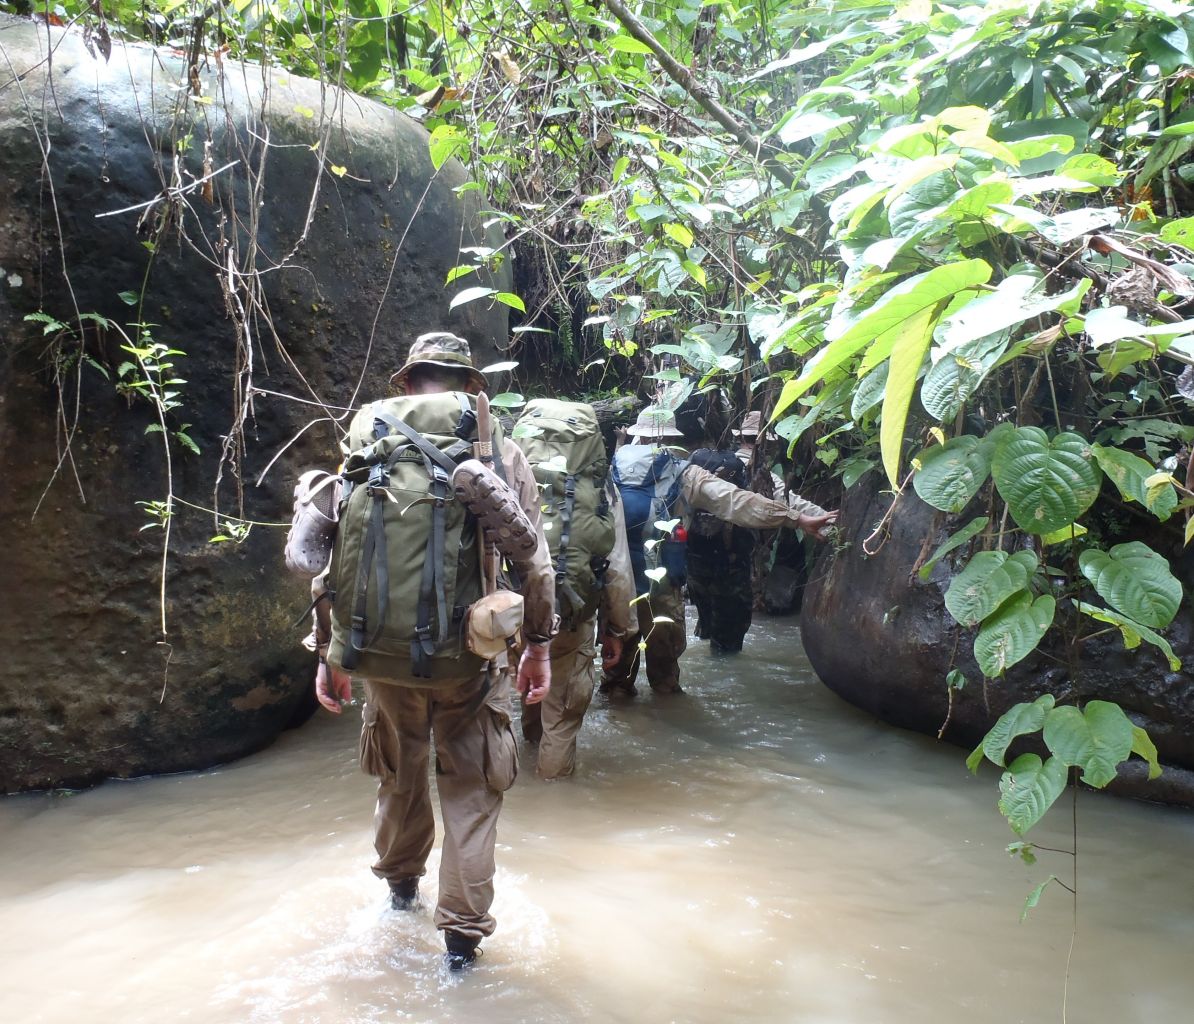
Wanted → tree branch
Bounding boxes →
[600,0,797,188]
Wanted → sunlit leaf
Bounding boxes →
[880,304,938,485]
[489,392,525,409]
[774,259,992,419]
[448,286,497,310]
[495,292,526,312]
[1040,522,1087,546]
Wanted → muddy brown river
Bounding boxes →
[1,620,1192,1023]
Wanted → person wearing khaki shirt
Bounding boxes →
[309,333,555,972]
[602,410,836,696]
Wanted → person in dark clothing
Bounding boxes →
[686,447,756,653]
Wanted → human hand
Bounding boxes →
[315,660,353,713]
[600,633,624,671]
[517,643,551,704]
[797,510,839,542]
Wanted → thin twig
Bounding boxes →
[93,160,240,217]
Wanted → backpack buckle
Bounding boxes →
[429,464,450,505]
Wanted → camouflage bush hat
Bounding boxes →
[735,410,763,437]
[627,406,685,441]
[733,410,777,441]
[390,332,488,392]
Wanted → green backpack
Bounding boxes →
[513,398,616,629]
[327,392,491,685]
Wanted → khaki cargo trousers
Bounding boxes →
[602,582,686,693]
[360,666,518,942]
[520,617,597,779]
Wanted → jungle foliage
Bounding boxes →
[10,0,1194,902]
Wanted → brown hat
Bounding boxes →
[389,332,487,392]
[627,406,685,441]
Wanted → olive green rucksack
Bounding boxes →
[513,399,616,629]
[326,392,492,684]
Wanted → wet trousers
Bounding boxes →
[602,583,686,693]
[689,562,753,652]
[521,617,597,779]
[360,666,518,942]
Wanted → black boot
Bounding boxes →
[388,877,419,911]
[443,930,479,972]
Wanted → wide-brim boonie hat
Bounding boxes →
[627,406,685,441]
[389,332,487,392]
[734,410,763,437]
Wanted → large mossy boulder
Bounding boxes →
[0,16,510,792]
[801,476,1194,806]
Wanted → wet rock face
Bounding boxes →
[800,477,1194,806]
[0,17,510,792]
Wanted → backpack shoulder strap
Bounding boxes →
[372,408,460,476]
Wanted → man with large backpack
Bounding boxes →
[511,399,634,779]
[304,333,556,972]
[601,407,837,696]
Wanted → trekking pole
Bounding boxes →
[473,391,499,594]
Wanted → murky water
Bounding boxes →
[2,620,1192,1024]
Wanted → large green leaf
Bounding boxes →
[991,427,1102,535]
[940,180,1014,221]
[921,328,1011,422]
[999,754,1068,835]
[919,515,989,581]
[1078,542,1182,629]
[912,434,992,512]
[974,592,1055,677]
[972,693,1056,770]
[887,170,957,238]
[935,275,1089,350]
[1073,601,1183,671]
[773,259,992,419]
[1090,445,1177,522]
[880,304,938,486]
[945,550,1038,627]
[1042,701,1134,788]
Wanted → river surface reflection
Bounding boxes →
[2,619,1192,1023]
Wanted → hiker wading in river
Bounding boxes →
[302,333,557,972]
[602,407,837,696]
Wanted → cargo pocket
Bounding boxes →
[481,693,519,793]
[358,702,393,779]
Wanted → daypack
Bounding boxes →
[513,399,616,629]
[326,392,494,685]
[686,447,755,564]
[612,443,687,593]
